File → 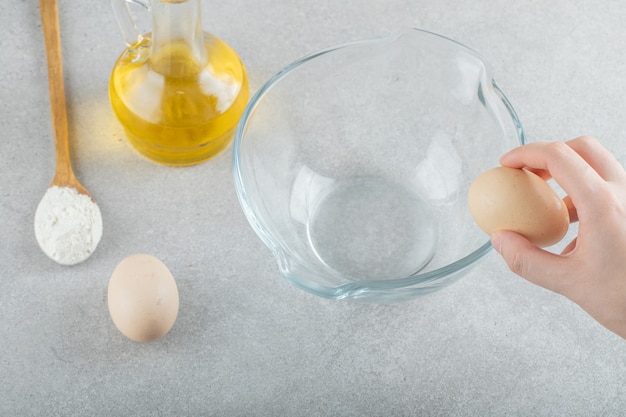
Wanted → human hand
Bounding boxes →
[491,136,626,339]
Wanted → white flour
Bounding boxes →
[34,186,103,265]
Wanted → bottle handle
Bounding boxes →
[110,0,150,47]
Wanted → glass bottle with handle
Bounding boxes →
[109,0,249,166]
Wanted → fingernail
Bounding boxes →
[491,232,502,253]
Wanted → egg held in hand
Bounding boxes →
[468,167,570,247]
[107,254,179,342]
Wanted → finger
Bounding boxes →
[499,141,605,211]
[560,237,577,255]
[491,230,568,294]
[566,136,626,183]
[524,167,552,182]
[562,195,578,223]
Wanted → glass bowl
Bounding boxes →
[233,28,525,302]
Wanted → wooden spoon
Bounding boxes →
[39,0,90,196]
[35,0,102,265]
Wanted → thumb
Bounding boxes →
[491,230,565,292]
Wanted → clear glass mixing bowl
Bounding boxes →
[233,28,525,302]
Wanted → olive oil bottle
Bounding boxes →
[109,0,249,165]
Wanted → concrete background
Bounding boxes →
[2,0,626,415]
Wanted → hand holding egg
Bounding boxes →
[475,136,626,340]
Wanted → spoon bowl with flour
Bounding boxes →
[34,0,102,266]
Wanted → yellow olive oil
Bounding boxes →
[109,35,249,166]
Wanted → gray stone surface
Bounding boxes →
[2,0,626,415]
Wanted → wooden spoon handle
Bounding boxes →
[39,0,86,193]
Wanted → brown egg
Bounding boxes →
[107,254,179,342]
[468,167,569,247]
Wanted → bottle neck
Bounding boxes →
[150,0,207,66]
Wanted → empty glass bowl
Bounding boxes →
[233,28,525,302]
